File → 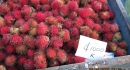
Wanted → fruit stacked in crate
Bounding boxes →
[0,0,127,69]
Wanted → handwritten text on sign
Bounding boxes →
[75,35,107,60]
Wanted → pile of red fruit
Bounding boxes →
[0,0,128,69]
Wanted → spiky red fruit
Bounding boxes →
[45,16,58,25]
[24,35,35,49]
[15,19,25,27]
[84,18,94,29]
[103,32,113,41]
[118,41,127,49]
[51,0,61,10]
[27,49,34,58]
[102,4,110,11]
[5,45,15,54]
[60,29,70,42]
[35,35,50,49]
[110,23,119,33]
[19,0,29,5]
[63,19,72,29]
[30,0,40,5]
[42,4,51,12]
[108,42,117,52]
[46,48,57,59]
[15,44,27,54]
[0,25,9,34]
[0,51,5,62]
[78,8,90,19]
[24,59,34,70]
[50,36,63,48]
[93,23,101,32]
[10,35,23,46]
[0,3,10,15]
[67,1,78,11]
[40,0,48,4]
[28,18,38,28]
[92,1,102,12]
[57,49,68,64]
[80,26,92,36]
[36,22,48,35]
[49,25,61,37]
[101,21,111,33]
[70,27,79,39]
[7,1,21,10]
[35,12,46,22]
[55,16,64,23]
[20,23,30,33]
[74,56,85,63]
[4,13,15,25]
[18,56,27,66]
[87,7,96,18]
[115,48,126,56]
[34,51,47,69]
[74,17,84,28]
[21,5,33,15]
[5,55,17,67]
[100,11,110,20]
[69,12,77,20]
[90,31,99,39]
[60,5,69,17]
[52,9,60,16]
[12,10,22,19]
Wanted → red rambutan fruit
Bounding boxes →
[51,0,61,10]
[36,22,48,35]
[34,51,47,69]
[46,47,57,59]
[35,11,46,22]
[57,49,68,64]
[67,1,78,11]
[73,17,84,28]
[15,44,27,54]
[0,25,9,34]
[20,23,30,33]
[5,55,17,67]
[50,36,63,48]
[60,29,70,42]
[60,5,69,17]
[63,19,72,29]
[5,45,15,54]
[35,35,50,50]
[45,16,58,25]
[80,26,92,36]
[24,35,35,49]
[10,35,23,46]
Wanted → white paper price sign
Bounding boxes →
[75,35,107,60]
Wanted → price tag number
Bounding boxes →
[84,43,104,52]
